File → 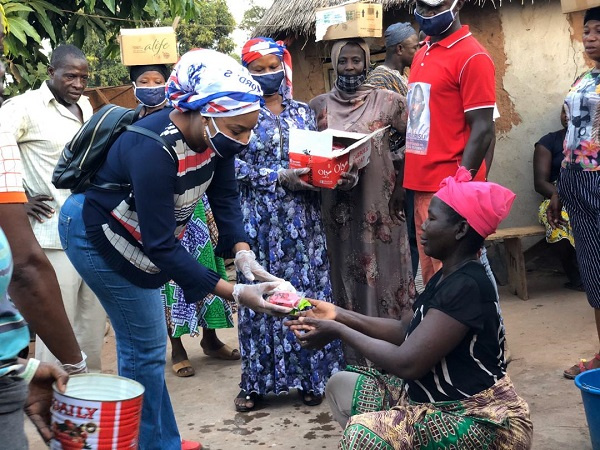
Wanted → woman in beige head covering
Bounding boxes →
[309,39,415,366]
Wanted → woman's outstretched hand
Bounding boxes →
[284,316,341,349]
[298,298,337,321]
[336,165,359,190]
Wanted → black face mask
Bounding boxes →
[207,117,253,159]
[336,73,367,93]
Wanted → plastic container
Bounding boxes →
[51,373,144,450]
[575,368,600,450]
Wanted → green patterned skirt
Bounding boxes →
[340,368,532,450]
[161,196,235,337]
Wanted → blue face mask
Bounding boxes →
[251,69,285,96]
[207,117,252,159]
[414,0,459,37]
[133,83,167,108]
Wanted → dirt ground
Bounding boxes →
[25,265,595,449]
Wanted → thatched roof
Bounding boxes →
[254,0,529,37]
[255,0,407,37]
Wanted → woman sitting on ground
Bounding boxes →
[286,167,533,450]
[534,105,582,291]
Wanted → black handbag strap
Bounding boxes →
[92,125,178,191]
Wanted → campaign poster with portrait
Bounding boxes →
[405,82,431,155]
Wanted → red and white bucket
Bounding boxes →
[51,373,144,450]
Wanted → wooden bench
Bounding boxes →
[486,225,546,300]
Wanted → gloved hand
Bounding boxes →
[336,165,359,190]
[234,249,281,282]
[232,282,293,316]
[277,168,318,191]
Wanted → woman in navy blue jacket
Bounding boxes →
[59,49,288,450]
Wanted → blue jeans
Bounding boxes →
[59,194,180,450]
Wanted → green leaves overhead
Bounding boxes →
[0,0,201,94]
[85,0,236,88]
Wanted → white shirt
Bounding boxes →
[0,81,92,248]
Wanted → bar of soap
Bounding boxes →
[268,291,301,308]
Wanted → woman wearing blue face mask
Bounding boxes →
[232,37,345,412]
[58,49,291,450]
[130,64,243,378]
[129,64,171,117]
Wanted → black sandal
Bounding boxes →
[298,389,323,406]
[234,390,262,412]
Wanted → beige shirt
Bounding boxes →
[0,81,92,249]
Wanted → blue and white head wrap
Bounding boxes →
[166,48,264,117]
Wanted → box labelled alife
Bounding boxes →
[560,0,600,12]
[119,27,178,66]
[315,1,383,42]
[288,127,387,189]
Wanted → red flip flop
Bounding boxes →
[564,354,600,379]
[181,440,202,450]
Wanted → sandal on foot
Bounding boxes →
[235,390,262,412]
[181,440,202,450]
[298,389,323,406]
[172,360,195,378]
[202,343,241,360]
[564,354,600,379]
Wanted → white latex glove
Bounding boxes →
[232,282,293,316]
[234,249,280,282]
[277,168,318,191]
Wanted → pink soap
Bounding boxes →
[268,292,301,308]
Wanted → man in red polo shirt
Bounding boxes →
[404,0,496,284]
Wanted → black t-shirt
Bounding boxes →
[536,129,566,184]
[405,261,506,403]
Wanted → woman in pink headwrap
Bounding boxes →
[285,167,533,449]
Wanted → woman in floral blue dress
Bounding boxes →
[234,38,344,411]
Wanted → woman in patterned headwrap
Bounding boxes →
[126,62,242,378]
[58,49,291,450]
[233,37,344,412]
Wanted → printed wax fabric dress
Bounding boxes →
[310,87,416,366]
[161,195,235,337]
[235,98,344,396]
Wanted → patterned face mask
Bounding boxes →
[336,73,367,93]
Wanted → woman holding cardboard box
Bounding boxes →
[309,38,415,366]
[233,37,345,412]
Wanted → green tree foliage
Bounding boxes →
[0,0,201,95]
[239,2,266,36]
[81,0,236,88]
[82,31,130,87]
[175,0,235,55]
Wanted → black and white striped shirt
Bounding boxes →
[405,261,506,403]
